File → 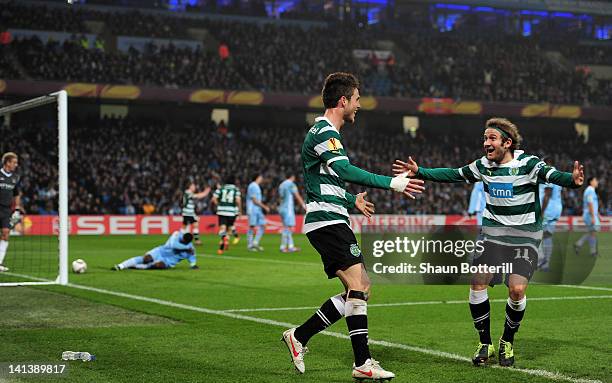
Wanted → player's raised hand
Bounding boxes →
[393,156,419,177]
[355,192,375,218]
[402,178,425,200]
[572,160,584,186]
[390,158,425,199]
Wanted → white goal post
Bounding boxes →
[0,90,68,286]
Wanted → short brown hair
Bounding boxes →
[322,72,359,109]
[2,152,17,165]
[485,117,522,151]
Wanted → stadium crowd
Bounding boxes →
[1,2,611,105]
[6,116,608,217]
[11,36,248,89]
[387,34,611,105]
[1,2,189,38]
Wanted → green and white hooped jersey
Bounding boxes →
[301,117,352,234]
[213,184,241,217]
[181,191,196,217]
[419,150,576,249]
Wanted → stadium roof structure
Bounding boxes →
[400,0,612,16]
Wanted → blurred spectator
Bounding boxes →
[218,42,230,61]
[0,30,12,45]
[143,201,155,214]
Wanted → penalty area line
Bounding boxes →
[59,282,601,383]
[556,284,612,292]
[221,295,612,313]
[198,253,320,267]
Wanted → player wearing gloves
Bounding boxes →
[112,231,199,270]
[0,152,23,273]
[281,72,424,381]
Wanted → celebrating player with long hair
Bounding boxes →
[393,117,584,367]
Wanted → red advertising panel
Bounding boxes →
[21,215,611,235]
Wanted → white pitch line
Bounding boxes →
[197,256,612,294]
[5,273,605,383]
[222,295,612,313]
[556,284,612,292]
[198,253,320,267]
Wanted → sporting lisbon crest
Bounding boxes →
[350,244,361,257]
[510,167,519,176]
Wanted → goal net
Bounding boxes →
[0,91,68,286]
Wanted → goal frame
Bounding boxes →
[0,90,68,286]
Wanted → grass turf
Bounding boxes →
[0,233,610,383]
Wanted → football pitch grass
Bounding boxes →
[1,234,611,383]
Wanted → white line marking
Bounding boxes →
[195,257,612,293]
[557,284,612,292]
[222,295,612,312]
[7,273,605,383]
[198,253,320,267]
[1,271,57,286]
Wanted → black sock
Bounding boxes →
[346,299,371,367]
[232,230,239,239]
[194,232,200,241]
[502,297,526,343]
[469,299,492,345]
[219,235,227,250]
[294,293,345,345]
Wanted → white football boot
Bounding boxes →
[352,358,395,381]
[281,328,308,374]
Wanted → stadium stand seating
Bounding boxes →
[1,2,610,104]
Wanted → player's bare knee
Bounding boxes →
[471,272,492,287]
[508,285,526,300]
[344,278,369,294]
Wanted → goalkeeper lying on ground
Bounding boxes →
[112,231,198,270]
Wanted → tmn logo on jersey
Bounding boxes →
[327,138,343,151]
[489,182,513,198]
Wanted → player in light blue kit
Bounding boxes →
[575,177,600,257]
[112,231,198,270]
[467,182,486,262]
[538,165,563,271]
[247,174,270,251]
[278,174,307,253]
[468,182,486,226]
